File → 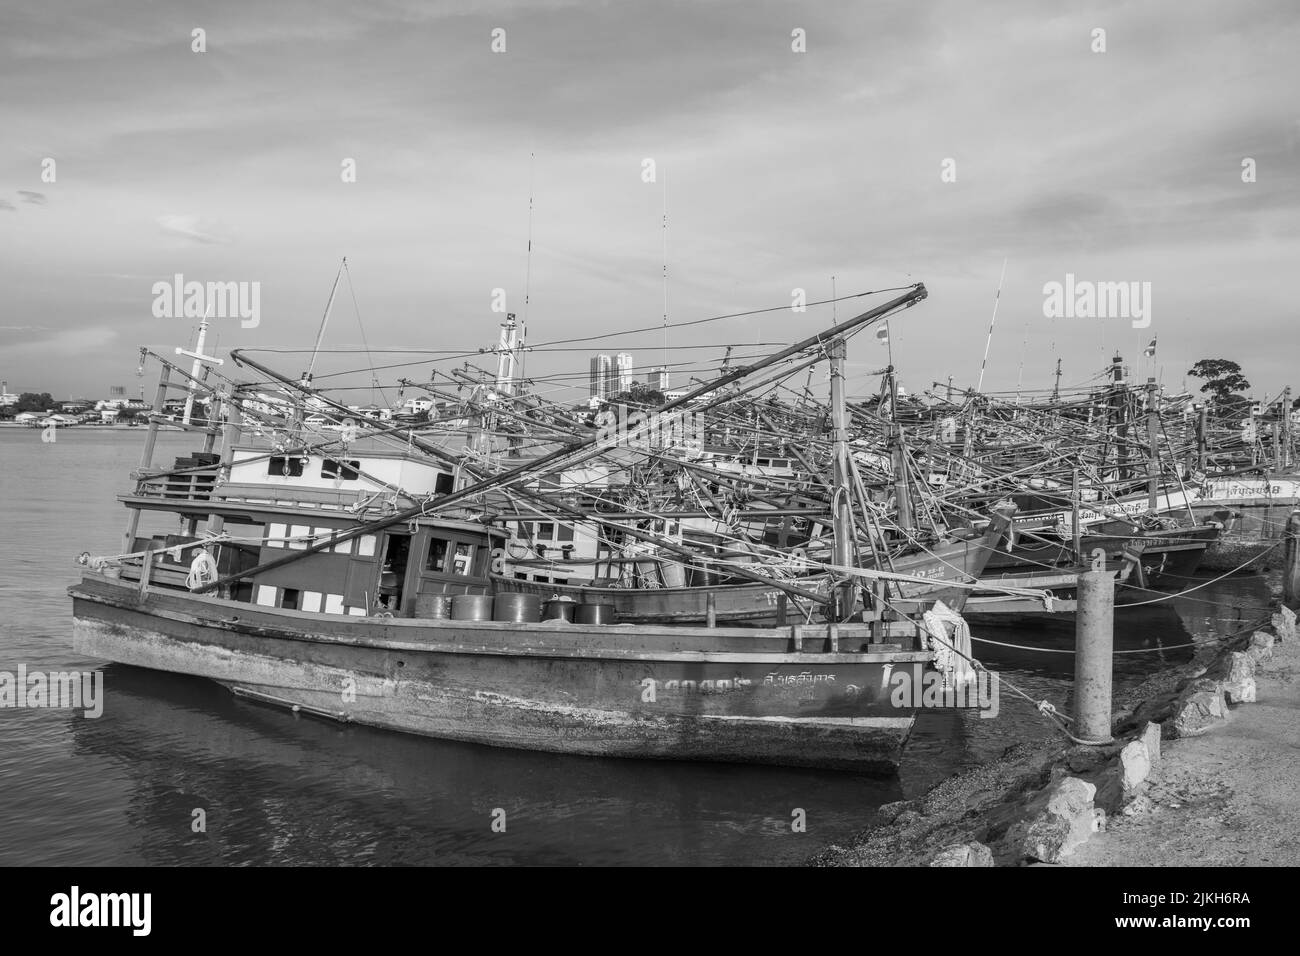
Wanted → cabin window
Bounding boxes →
[435,472,454,495]
[557,524,575,543]
[537,523,554,540]
[280,588,301,610]
[426,537,450,572]
[451,543,475,576]
[322,458,361,481]
[269,456,305,477]
[514,572,527,580]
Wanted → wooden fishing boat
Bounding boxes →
[71,285,962,772]
[70,569,925,771]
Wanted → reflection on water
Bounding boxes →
[0,430,1279,864]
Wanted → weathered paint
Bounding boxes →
[71,575,925,772]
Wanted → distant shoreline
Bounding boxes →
[0,422,182,431]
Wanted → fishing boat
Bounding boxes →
[71,285,971,772]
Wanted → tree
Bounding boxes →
[15,392,54,413]
[609,383,666,408]
[1187,359,1250,405]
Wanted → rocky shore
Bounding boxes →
[810,603,1296,867]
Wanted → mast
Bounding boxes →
[303,257,345,387]
[975,257,1007,393]
[1196,402,1208,472]
[1145,377,1160,510]
[828,337,855,618]
[175,307,222,425]
[494,313,521,397]
[884,367,912,531]
[1284,387,1293,471]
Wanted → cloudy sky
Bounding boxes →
[2,0,1297,406]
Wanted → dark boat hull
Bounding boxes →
[70,574,927,772]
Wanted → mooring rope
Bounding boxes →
[969,614,1271,655]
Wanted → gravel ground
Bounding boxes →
[809,597,1296,867]
[1064,627,1300,866]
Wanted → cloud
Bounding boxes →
[0,199,15,211]
[17,190,45,204]
[156,214,231,244]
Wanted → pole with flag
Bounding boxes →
[876,321,893,367]
[1143,335,1159,386]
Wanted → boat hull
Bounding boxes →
[70,575,923,772]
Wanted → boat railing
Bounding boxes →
[134,466,220,501]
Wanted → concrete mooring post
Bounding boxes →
[1284,510,1300,608]
[1074,570,1115,743]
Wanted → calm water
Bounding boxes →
[0,428,1277,865]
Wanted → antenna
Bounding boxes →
[1015,309,1031,404]
[519,153,535,389]
[976,257,1007,393]
[661,168,669,370]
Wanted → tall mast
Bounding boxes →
[976,257,1007,393]
[175,305,222,425]
[1145,377,1160,510]
[304,257,345,386]
[828,336,855,618]
[884,367,912,530]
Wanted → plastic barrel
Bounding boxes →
[575,603,615,625]
[413,593,453,619]
[451,594,494,621]
[493,592,541,623]
[542,597,578,622]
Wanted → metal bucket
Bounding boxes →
[493,592,541,623]
[575,603,615,625]
[451,594,494,621]
[413,593,452,619]
[542,596,578,622]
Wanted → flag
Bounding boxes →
[1143,337,1157,357]
[875,325,889,344]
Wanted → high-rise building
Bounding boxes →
[649,366,669,392]
[615,353,634,394]
[589,354,613,399]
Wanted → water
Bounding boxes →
[0,428,1276,865]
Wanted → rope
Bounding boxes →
[969,614,1270,655]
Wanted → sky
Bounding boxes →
[2,0,1297,406]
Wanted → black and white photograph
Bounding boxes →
[0,0,1293,919]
